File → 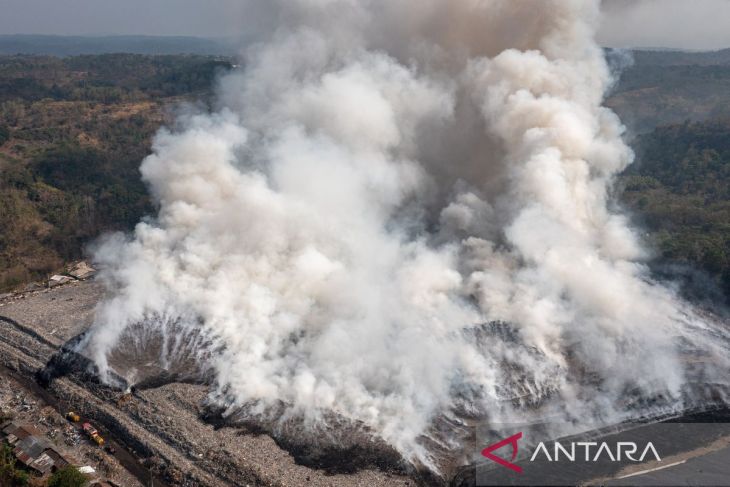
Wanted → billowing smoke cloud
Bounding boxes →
[81,0,730,470]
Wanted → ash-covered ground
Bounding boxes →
[2,277,730,487]
[0,280,417,487]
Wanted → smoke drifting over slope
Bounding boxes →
[82,0,729,470]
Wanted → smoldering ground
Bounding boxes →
[74,0,730,475]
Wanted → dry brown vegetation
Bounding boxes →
[0,54,232,291]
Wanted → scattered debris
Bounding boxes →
[22,282,44,293]
[49,275,74,288]
[68,261,97,280]
[1,279,406,487]
[14,394,36,413]
[63,424,81,446]
[0,352,142,486]
[116,393,133,407]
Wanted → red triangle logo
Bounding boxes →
[481,432,523,474]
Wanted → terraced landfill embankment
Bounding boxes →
[0,280,417,487]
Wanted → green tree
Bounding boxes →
[13,469,28,486]
[0,124,10,145]
[0,444,29,486]
[0,444,17,486]
[47,466,87,487]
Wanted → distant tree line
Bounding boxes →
[0,53,233,104]
[620,119,730,304]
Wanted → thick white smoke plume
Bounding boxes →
[83,0,729,469]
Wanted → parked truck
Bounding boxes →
[82,422,105,446]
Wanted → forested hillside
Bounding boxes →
[607,49,730,133]
[0,53,232,103]
[1,49,729,307]
[620,119,730,304]
[0,54,232,290]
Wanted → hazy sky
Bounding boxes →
[598,0,730,50]
[0,0,729,50]
[0,0,251,38]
